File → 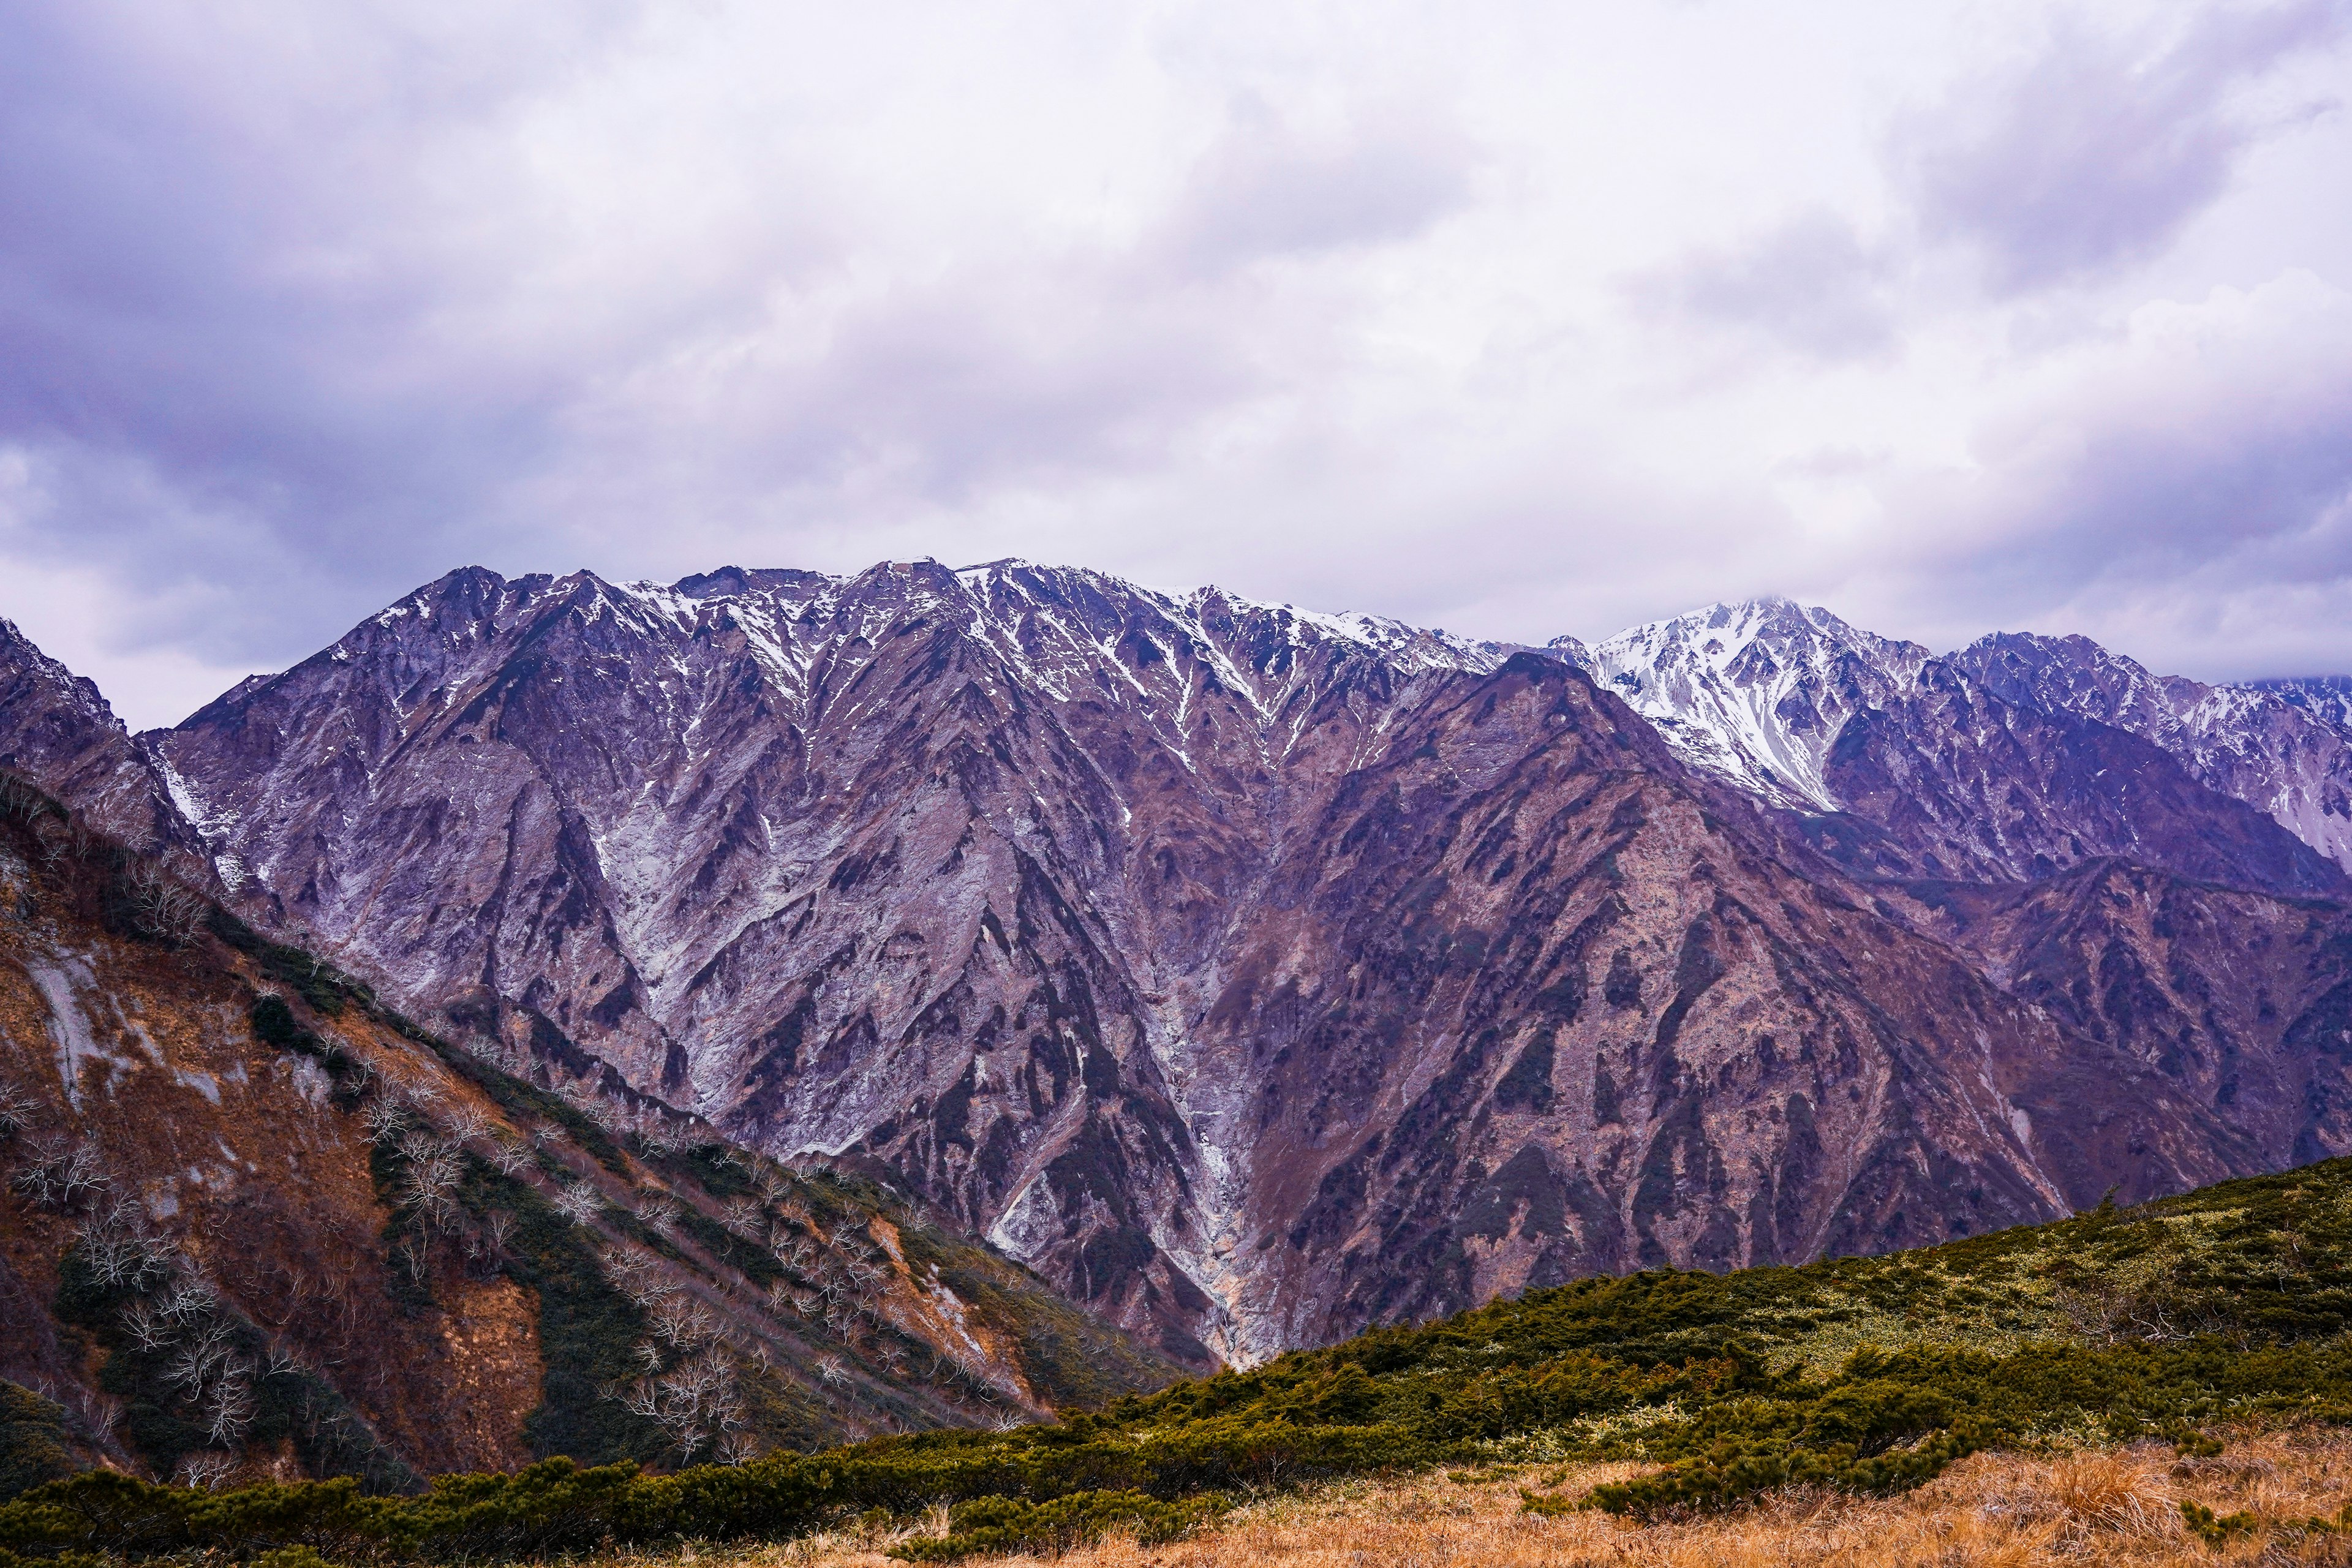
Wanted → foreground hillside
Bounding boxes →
[0,772,1172,1490]
[5,1156,2346,1561]
[603,1436,2352,1566]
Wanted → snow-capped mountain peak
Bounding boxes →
[1578,597,1929,810]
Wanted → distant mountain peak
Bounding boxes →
[1579,598,1929,811]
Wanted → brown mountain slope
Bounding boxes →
[0,774,1170,1490]
[1896,860,2352,1169]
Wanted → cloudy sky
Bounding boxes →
[3,1,2350,727]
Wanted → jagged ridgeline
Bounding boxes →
[0,771,1175,1493]
[6,1148,2349,1562]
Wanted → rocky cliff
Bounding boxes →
[0,619,211,878]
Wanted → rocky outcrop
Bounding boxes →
[0,619,209,876]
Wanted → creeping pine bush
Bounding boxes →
[889,1490,1210,1561]
[0,1384,76,1503]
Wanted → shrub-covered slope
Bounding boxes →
[6,1154,2346,1561]
[0,774,1172,1496]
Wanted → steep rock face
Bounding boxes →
[2255,676,2352,732]
[1899,861,2352,1169]
[0,619,208,874]
[1817,663,2343,895]
[1583,603,2346,896]
[1953,633,2352,875]
[130,568,2328,1362]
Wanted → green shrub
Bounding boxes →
[0,1385,75,1503]
[50,1247,412,1491]
[2180,1500,2257,1546]
[888,1489,1208,1562]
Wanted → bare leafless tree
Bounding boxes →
[0,771,51,823]
[361,1098,410,1144]
[175,1451,238,1491]
[71,1384,123,1446]
[123,1298,176,1353]
[397,1137,464,1232]
[0,1076,35,1142]
[161,1276,220,1325]
[442,1104,491,1146]
[619,1347,747,1464]
[479,1209,516,1263]
[597,1241,652,1289]
[10,1134,111,1210]
[77,1197,177,1292]
[162,1318,236,1396]
[118,858,209,946]
[649,1295,715,1351]
[205,1367,257,1447]
[31,813,74,870]
[58,1137,111,1207]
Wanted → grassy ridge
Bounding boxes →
[5,1156,2349,1561]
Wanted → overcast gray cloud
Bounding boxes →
[0,0,2348,725]
[1898,0,2351,292]
[1630,211,1898,361]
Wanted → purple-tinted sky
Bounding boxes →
[2,1,2350,728]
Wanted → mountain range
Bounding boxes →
[6,561,2352,1378]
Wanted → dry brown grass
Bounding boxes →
[600,1429,2352,1568]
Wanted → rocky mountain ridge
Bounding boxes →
[6,567,2352,1369]
[0,621,213,881]
[1570,598,2352,891]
